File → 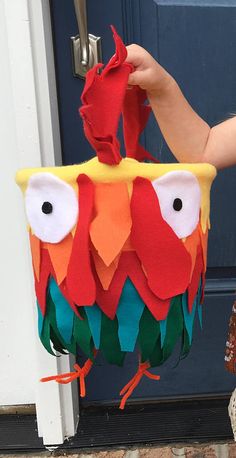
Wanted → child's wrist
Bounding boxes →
[147,73,175,100]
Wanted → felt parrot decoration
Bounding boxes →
[16,27,216,409]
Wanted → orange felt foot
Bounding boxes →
[119,361,160,410]
[41,351,97,398]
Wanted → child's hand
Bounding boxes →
[126,44,172,96]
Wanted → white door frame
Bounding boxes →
[3,0,79,445]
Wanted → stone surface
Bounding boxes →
[139,447,173,457]
[2,443,236,458]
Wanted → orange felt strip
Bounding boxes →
[46,233,73,285]
[183,226,200,280]
[92,247,120,290]
[199,225,208,272]
[29,231,41,281]
[90,182,132,266]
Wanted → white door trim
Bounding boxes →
[3,0,79,445]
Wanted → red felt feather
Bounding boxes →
[35,248,52,316]
[130,177,192,300]
[122,86,158,163]
[95,251,171,321]
[79,27,132,165]
[66,174,96,306]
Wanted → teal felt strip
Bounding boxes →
[84,304,102,350]
[182,292,197,344]
[116,279,145,352]
[159,318,167,348]
[198,304,203,329]
[49,277,74,344]
[37,301,43,337]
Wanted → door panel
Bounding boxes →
[50,0,236,404]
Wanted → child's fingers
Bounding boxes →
[127,73,136,86]
[126,44,144,67]
[128,70,145,88]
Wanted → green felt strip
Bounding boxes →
[100,314,126,366]
[50,327,68,354]
[40,314,55,356]
[149,336,164,367]
[162,295,184,362]
[73,308,94,359]
[149,295,185,367]
[138,306,160,362]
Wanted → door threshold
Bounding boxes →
[0,398,233,452]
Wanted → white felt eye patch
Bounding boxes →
[25,173,78,243]
[152,171,201,238]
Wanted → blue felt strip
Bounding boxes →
[49,277,74,344]
[116,279,145,352]
[182,292,197,344]
[84,305,102,349]
[37,301,43,337]
[160,318,167,348]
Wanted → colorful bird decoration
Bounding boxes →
[16,27,216,409]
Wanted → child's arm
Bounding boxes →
[126,44,236,169]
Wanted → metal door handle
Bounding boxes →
[71,0,102,79]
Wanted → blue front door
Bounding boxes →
[50,0,236,405]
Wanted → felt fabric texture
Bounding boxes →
[16,26,215,406]
[46,233,73,285]
[84,304,102,350]
[90,182,132,266]
[29,231,41,281]
[25,173,78,243]
[182,292,197,344]
[66,174,96,306]
[35,248,52,315]
[187,244,204,312]
[16,159,215,236]
[183,227,200,280]
[92,248,120,290]
[152,171,201,239]
[130,177,192,300]
[116,278,145,352]
[49,277,74,344]
[95,251,171,321]
[79,27,132,165]
[122,86,158,163]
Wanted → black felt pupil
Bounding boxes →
[173,198,183,211]
[41,201,53,214]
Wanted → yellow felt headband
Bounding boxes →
[16,157,216,233]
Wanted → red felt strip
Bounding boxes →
[66,174,96,306]
[35,249,52,316]
[29,231,41,281]
[187,244,204,312]
[59,279,81,318]
[79,27,132,165]
[130,177,192,300]
[95,251,171,321]
[122,86,158,163]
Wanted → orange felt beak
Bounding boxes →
[90,182,132,266]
